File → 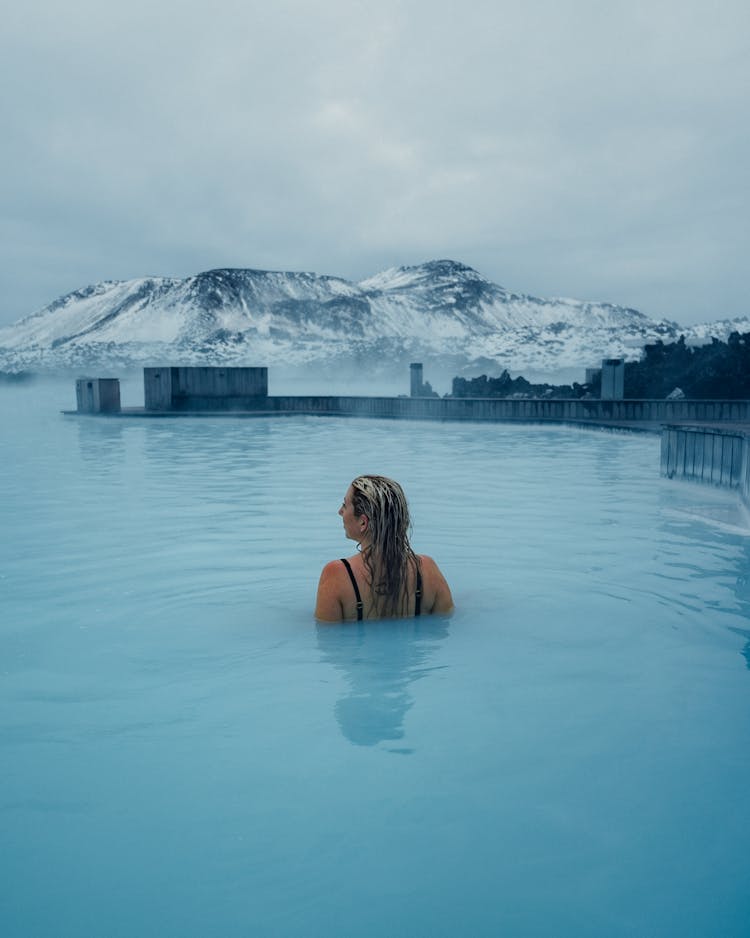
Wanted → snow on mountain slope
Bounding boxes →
[0,260,745,376]
[0,279,180,348]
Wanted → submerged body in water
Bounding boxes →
[315,475,454,621]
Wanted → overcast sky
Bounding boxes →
[1,0,748,327]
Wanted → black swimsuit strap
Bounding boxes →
[341,558,422,620]
[340,558,363,620]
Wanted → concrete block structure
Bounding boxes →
[600,359,625,400]
[76,378,121,413]
[144,367,268,411]
[410,363,424,397]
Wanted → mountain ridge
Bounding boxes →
[0,260,746,377]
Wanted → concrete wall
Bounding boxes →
[76,378,121,413]
[600,359,624,400]
[661,423,750,508]
[661,425,745,488]
[144,367,268,410]
[171,366,268,399]
[143,368,173,410]
[660,424,750,513]
[410,363,423,398]
[259,395,750,423]
[135,364,750,421]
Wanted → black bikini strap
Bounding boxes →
[340,558,363,620]
[415,566,422,617]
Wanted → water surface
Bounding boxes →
[2,381,749,937]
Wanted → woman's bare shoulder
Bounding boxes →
[319,559,344,577]
[416,554,443,572]
[319,555,359,577]
[315,559,349,622]
[416,554,454,615]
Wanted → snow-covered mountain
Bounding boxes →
[0,259,746,377]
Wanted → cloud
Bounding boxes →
[1,0,748,325]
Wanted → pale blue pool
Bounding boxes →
[2,380,750,936]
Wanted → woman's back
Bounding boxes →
[317,552,452,622]
[315,475,453,623]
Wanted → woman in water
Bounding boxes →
[315,475,454,622]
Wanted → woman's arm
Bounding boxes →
[314,561,346,622]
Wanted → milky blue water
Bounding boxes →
[2,380,750,937]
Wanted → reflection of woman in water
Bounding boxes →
[315,475,454,622]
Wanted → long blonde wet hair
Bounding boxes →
[350,475,421,617]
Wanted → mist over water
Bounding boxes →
[104,365,420,405]
[2,380,750,937]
